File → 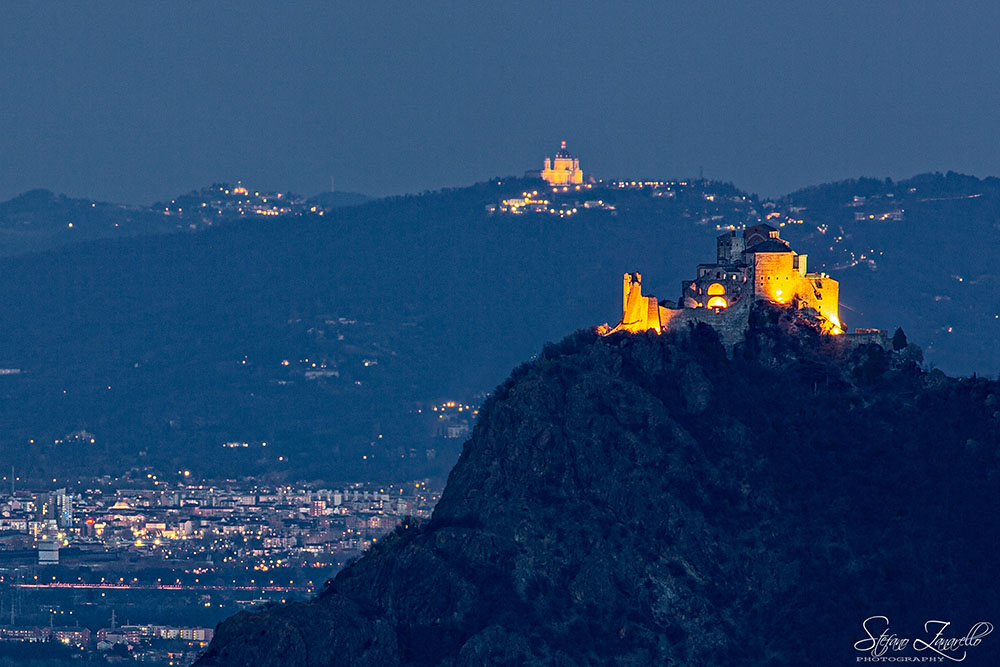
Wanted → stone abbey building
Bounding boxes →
[601,224,845,345]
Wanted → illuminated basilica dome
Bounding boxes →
[540,140,584,186]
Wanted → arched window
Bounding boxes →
[707,283,726,296]
[707,296,728,309]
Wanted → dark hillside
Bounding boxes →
[196,309,1000,666]
[0,180,720,481]
[0,189,181,256]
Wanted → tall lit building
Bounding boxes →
[51,488,72,528]
[540,141,584,186]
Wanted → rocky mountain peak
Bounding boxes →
[197,311,1000,666]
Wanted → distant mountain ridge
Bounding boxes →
[0,188,178,256]
[307,191,371,209]
[0,185,372,257]
[0,173,996,483]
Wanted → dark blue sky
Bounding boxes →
[3,2,1000,204]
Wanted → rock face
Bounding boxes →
[197,308,1000,666]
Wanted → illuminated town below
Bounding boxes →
[0,472,441,663]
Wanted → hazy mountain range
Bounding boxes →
[0,172,996,484]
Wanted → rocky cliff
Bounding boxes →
[196,307,1000,666]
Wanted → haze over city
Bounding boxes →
[4,2,1000,204]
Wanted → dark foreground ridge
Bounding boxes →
[197,307,1000,666]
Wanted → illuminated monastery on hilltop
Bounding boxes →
[540,141,584,186]
[601,224,847,344]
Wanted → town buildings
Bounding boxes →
[0,476,439,661]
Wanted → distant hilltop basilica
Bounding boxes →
[525,141,590,186]
[541,141,584,185]
[599,224,886,347]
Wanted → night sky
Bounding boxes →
[3,2,1000,204]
